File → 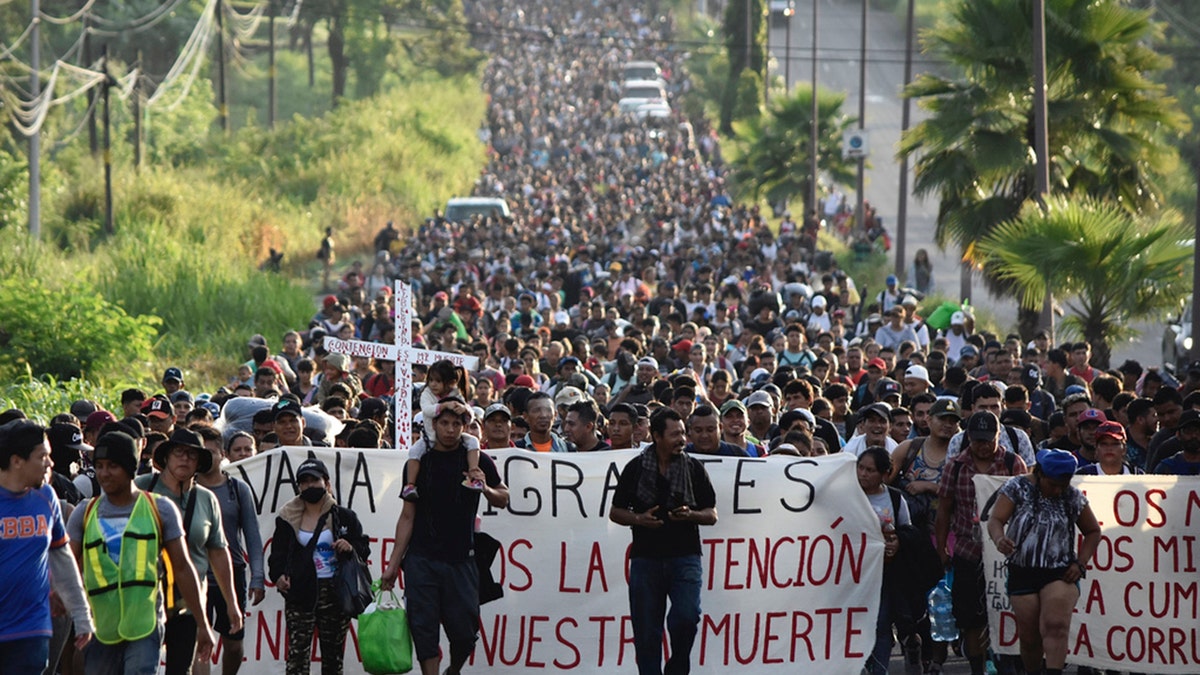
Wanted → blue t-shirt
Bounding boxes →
[0,484,67,642]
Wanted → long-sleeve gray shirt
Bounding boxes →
[49,540,94,636]
[205,475,265,589]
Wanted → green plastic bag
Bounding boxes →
[358,582,414,674]
[924,301,965,331]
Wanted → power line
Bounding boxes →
[39,0,97,25]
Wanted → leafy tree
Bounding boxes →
[0,276,160,381]
[976,197,1191,368]
[392,0,483,80]
[731,84,857,218]
[720,0,766,134]
[899,0,1189,304]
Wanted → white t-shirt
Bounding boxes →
[844,434,899,457]
[297,528,336,579]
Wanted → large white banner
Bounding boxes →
[218,447,885,674]
[976,474,1200,674]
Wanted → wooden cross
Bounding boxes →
[324,281,479,450]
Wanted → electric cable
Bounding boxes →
[38,0,97,25]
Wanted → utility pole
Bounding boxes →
[745,0,753,87]
[764,4,769,106]
[102,45,114,235]
[216,0,229,133]
[1033,0,1054,340]
[894,0,915,278]
[85,19,98,157]
[29,0,40,238]
[808,0,818,220]
[783,6,791,90]
[268,0,276,129]
[133,51,143,169]
[1190,140,1200,364]
[854,0,867,238]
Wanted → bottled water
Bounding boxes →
[928,574,959,642]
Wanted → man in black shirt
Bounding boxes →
[610,408,718,675]
[381,399,510,675]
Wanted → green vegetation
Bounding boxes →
[898,0,1189,338]
[977,198,1191,368]
[0,275,160,382]
[0,372,122,425]
[730,84,858,219]
[0,33,487,395]
[719,0,767,134]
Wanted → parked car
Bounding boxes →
[1162,295,1193,372]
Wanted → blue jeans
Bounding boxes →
[628,555,703,675]
[83,623,164,675]
[0,636,50,674]
[869,583,922,675]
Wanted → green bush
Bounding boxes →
[0,277,160,381]
[0,372,122,424]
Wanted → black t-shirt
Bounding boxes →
[407,446,502,562]
[612,452,717,559]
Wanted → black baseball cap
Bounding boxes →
[967,411,1000,440]
[273,400,303,422]
[48,423,91,454]
[296,458,329,480]
[358,397,388,420]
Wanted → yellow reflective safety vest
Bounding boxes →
[82,491,163,645]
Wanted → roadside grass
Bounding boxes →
[3,73,487,397]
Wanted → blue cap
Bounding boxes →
[162,367,183,383]
[1036,449,1078,480]
[886,275,898,286]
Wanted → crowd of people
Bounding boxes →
[2,0,1198,674]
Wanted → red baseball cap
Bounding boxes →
[1095,421,1125,442]
[868,357,888,371]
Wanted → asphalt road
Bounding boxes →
[765,0,1162,369]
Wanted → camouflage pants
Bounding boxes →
[285,578,351,675]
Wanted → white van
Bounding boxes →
[443,197,511,222]
[619,79,667,113]
[622,61,663,84]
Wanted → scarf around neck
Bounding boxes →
[635,444,695,513]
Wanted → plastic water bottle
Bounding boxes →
[928,574,959,642]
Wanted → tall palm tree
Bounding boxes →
[899,0,1189,301]
[731,84,857,219]
[976,197,1191,368]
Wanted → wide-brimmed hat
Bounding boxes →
[153,427,212,474]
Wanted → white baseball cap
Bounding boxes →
[904,365,932,385]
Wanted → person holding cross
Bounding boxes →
[402,359,483,501]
